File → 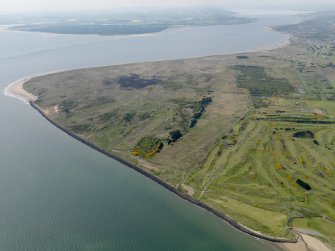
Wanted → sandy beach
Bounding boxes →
[4,77,37,104]
[3,69,65,104]
[279,232,333,251]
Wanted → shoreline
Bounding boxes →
[0,19,291,57]
[279,231,333,251]
[3,70,64,104]
[4,36,319,249]
[28,100,298,244]
[0,19,255,39]
[2,12,332,251]
[0,24,241,40]
[4,74,298,247]
[2,25,173,39]
[4,76,37,104]
[3,35,291,99]
[5,73,335,251]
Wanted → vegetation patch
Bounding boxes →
[161,96,213,141]
[138,112,151,121]
[122,112,136,123]
[296,178,312,191]
[69,124,91,133]
[313,139,320,145]
[98,110,119,123]
[274,15,335,42]
[59,100,77,114]
[232,65,294,107]
[293,130,314,139]
[90,96,115,106]
[131,136,163,158]
[236,55,249,59]
[261,115,335,124]
[190,96,213,127]
[103,74,163,89]
[169,130,182,143]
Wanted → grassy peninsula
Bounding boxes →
[22,13,335,249]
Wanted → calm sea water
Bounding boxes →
[0,15,301,251]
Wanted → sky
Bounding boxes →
[0,0,334,13]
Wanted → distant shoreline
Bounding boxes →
[3,33,291,102]
[4,15,255,37]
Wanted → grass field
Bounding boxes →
[24,13,335,246]
[188,114,335,238]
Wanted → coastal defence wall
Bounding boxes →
[30,101,297,244]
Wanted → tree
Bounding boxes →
[169,130,182,142]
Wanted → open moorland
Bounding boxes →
[23,12,335,249]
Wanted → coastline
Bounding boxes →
[4,76,37,104]
[1,8,332,251]
[3,70,64,104]
[5,36,328,250]
[2,33,291,101]
[279,232,333,251]
[4,26,168,39]
[28,100,299,244]
[4,74,298,247]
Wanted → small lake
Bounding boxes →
[0,14,301,251]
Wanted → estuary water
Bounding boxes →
[0,14,301,251]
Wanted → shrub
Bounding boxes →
[293,131,314,138]
[169,130,182,142]
[313,140,320,145]
[190,118,197,128]
[232,65,294,98]
[200,96,213,106]
[296,179,311,190]
[138,112,151,120]
[274,162,282,170]
[132,136,163,158]
[123,112,135,123]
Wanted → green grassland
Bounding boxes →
[24,13,335,245]
[25,57,252,184]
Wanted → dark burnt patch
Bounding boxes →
[103,74,163,89]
